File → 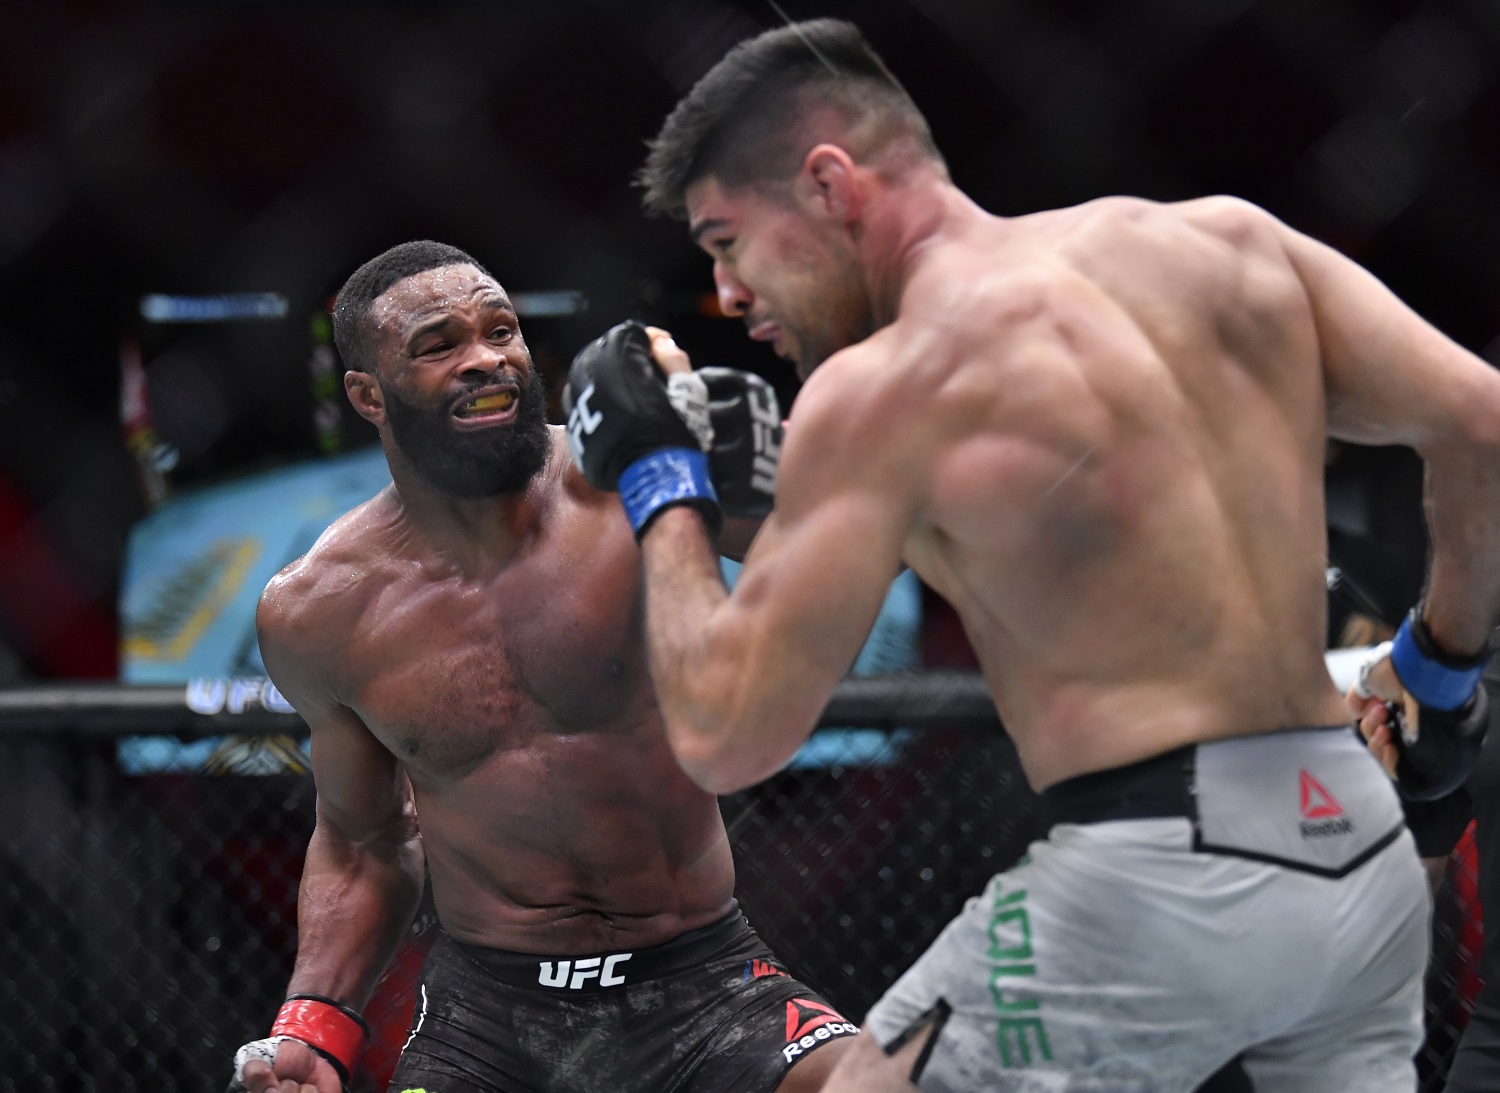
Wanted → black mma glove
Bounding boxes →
[1385,608,1492,800]
[563,321,721,539]
[698,367,782,518]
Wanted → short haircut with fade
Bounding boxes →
[638,19,942,220]
[332,240,492,375]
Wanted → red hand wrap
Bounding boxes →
[270,996,368,1079]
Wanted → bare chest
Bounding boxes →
[343,540,651,777]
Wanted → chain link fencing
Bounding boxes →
[1422,818,1484,1089]
[0,718,1482,1091]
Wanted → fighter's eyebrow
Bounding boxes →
[403,298,515,347]
[690,218,731,245]
[405,314,457,346]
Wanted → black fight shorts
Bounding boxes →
[388,903,856,1093]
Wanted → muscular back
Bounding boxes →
[835,197,1349,787]
[260,430,734,951]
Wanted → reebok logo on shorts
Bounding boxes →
[1298,769,1354,838]
[781,998,858,1064]
[743,958,789,982]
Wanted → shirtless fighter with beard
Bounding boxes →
[227,240,854,1093]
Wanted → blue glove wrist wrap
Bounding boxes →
[1389,610,1487,711]
[619,448,717,536]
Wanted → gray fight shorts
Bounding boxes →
[864,725,1429,1092]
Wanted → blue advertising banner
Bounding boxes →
[121,446,393,683]
[118,447,391,774]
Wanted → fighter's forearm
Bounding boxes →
[641,508,796,793]
[285,816,425,1010]
[1420,433,1500,656]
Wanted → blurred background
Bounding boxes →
[3,0,1493,681]
[1,0,1498,1088]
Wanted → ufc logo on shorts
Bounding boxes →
[748,385,780,496]
[567,383,603,466]
[537,953,632,989]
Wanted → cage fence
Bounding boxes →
[0,680,1481,1092]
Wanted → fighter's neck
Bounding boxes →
[383,442,553,575]
[863,179,995,328]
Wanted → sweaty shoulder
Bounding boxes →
[790,333,915,452]
[783,317,992,530]
[257,485,405,664]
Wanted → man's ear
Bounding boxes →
[796,143,862,225]
[345,369,386,427]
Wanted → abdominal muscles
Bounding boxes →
[407,712,735,950]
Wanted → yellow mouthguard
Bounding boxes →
[466,392,515,412]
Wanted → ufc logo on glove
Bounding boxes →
[567,382,604,467]
[562,321,785,531]
[747,385,780,497]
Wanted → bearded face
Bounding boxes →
[352,263,554,499]
[381,364,550,498]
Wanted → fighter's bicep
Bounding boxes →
[740,486,906,604]
[305,704,409,841]
[258,601,407,842]
[732,458,910,686]
[721,348,921,681]
[741,376,913,589]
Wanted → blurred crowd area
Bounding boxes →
[3,0,1500,680]
[2,3,1500,1090]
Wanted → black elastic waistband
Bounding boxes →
[452,901,747,992]
[1042,743,1197,825]
[1040,725,1353,826]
